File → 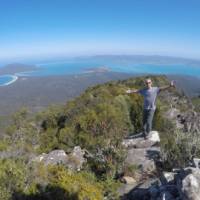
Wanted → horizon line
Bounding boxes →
[1,53,200,66]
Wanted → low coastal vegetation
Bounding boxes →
[0,75,199,199]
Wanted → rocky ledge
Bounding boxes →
[120,131,200,200]
[31,146,86,171]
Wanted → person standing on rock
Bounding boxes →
[126,78,175,139]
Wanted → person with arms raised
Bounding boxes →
[126,78,175,139]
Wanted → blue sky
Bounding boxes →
[1,0,200,61]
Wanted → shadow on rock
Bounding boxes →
[122,182,150,200]
[146,149,160,161]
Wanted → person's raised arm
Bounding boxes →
[126,88,140,94]
[159,80,175,91]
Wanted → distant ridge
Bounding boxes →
[85,55,200,66]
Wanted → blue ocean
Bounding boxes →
[0,58,200,86]
[17,59,200,77]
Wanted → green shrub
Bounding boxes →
[24,165,104,200]
[100,177,121,200]
[160,129,200,169]
[0,159,27,200]
[123,164,140,178]
[0,138,10,151]
[192,97,200,112]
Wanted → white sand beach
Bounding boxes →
[1,75,18,86]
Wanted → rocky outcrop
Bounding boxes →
[161,167,200,200]
[180,168,200,200]
[166,108,184,129]
[122,167,200,200]
[166,108,200,133]
[122,131,160,148]
[120,131,200,200]
[32,146,86,171]
[184,111,200,133]
[122,131,160,174]
[119,131,161,197]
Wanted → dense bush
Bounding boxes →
[0,163,106,200]
[0,159,27,200]
[38,76,167,152]
[23,165,104,200]
[160,129,200,169]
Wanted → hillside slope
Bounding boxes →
[0,75,199,200]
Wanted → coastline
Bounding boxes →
[0,75,18,86]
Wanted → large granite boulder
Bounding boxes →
[122,131,160,148]
[125,147,158,173]
[181,168,200,200]
[123,131,160,173]
[32,146,86,171]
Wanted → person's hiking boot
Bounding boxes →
[143,133,147,140]
[143,132,150,140]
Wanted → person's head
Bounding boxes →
[145,78,152,89]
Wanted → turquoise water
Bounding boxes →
[16,61,101,76]
[109,63,200,77]
[0,75,17,86]
[16,59,200,78]
[1,58,200,86]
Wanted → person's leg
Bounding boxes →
[143,109,149,139]
[146,109,155,134]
